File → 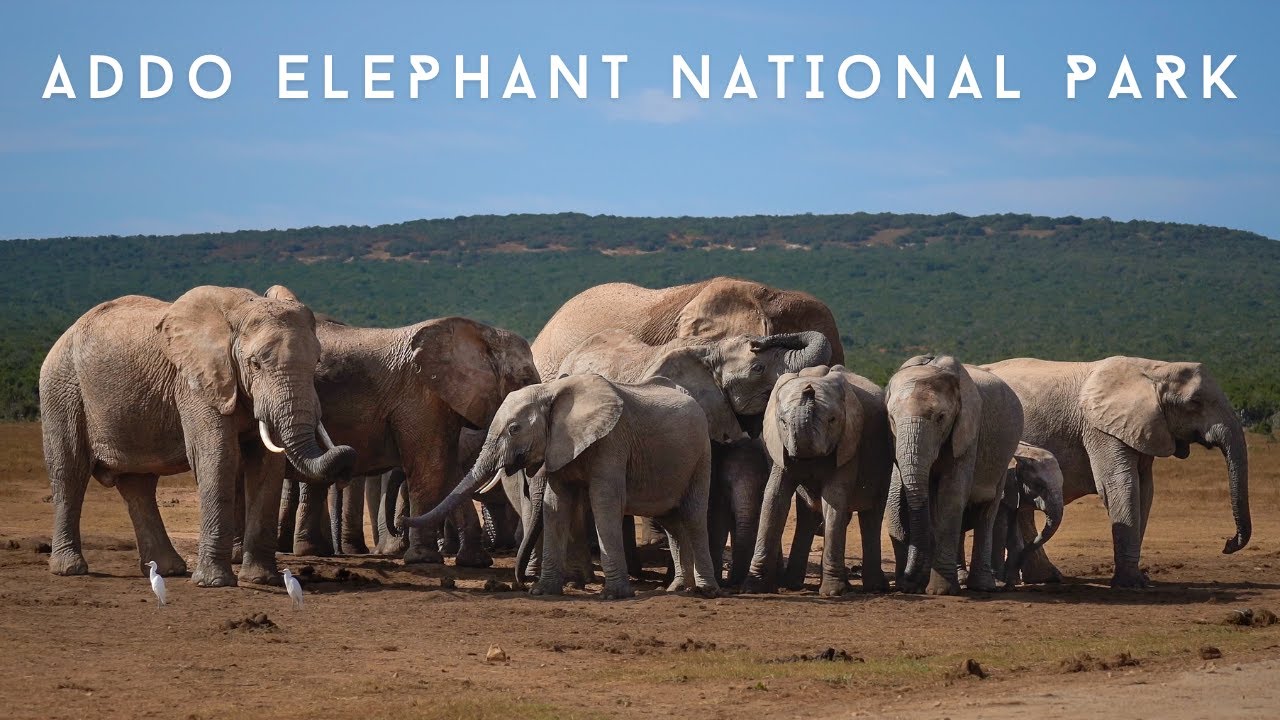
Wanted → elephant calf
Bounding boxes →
[994,442,1064,586]
[404,374,719,599]
[745,365,892,596]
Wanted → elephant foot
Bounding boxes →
[565,567,596,588]
[1110,568,1151,589]
[602,581,635,600]
[861,570,890,593]
[966,570,999,593]
[192,561,238,588]
[239,564,283,586]
[403,544,444,565]
[141,554,187,577]
[530,580,563,596]
[375,536,409,557]
[292,540,333,558]
[230,541,244,565]
[819,578,849,597]
[339,540,369,555]
[692,582,720,599]
[741,573,777,595]
[454,545,494,569]
[439,535,461,556]
[48,550,89,576]
[925,571,961,596]
[1020,552,1063,584]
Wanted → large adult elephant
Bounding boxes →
[983,356,1250,588]
[275,293,539,567]
[40,286,355,586]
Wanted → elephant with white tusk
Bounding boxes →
[404,374,719,600]
[983,356,1250,588]
[40,286,356,586]
[885,355,1024,596]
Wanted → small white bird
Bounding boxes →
[282,568,304,610]
[146,560,166,608]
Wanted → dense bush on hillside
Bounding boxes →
[2,213,1277,426]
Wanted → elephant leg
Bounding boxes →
[1016,506,1062,583]
[454,501,494,568]
[402,421,458,565]
[991,506,1010,585]
[819,478,851,597]
[328,484,344,554]
[185,416,239,588]
[784,498,819,590]
[565,502,596,587]
[531,480,572,596]
[623,515,641,578]
[116,473,186,576]
[231,470,245,564]
[339,478,368,554]
[925,469,966,596]
[743,465,795,593]
[439,517,461,555]
[238,441,286,585]
[365,475,382,549]
[293,480,334,557]
[1086,434,1146,588]
[588,472,632,599]
[886,466,908,586]
[725,445,769,588]
[277,478,299,554]
[966,500,1001,592]
[858,505,889,593]
[1138,455,1154,549]
[669,453,717,596]
[706,467,733,584]
[1003,511,1026,586]
[374,470,409,556]
[45,418,93,576]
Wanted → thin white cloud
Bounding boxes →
[604,88,704,125]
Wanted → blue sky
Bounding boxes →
[1,2,1276,240]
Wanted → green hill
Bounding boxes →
[2,212,1277,428]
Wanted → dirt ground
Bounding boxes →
[2,421,1279,719]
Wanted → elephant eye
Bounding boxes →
[508,422,520,435]
[249,356,262,371]
[751,362,765,374]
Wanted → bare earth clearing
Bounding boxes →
[2,422,1279,719]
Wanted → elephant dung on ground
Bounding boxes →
[983,356,1250,588]
[885,355,1024,596]
[405,374,719,600]
[40,286,355,587]
[745,364,893,596]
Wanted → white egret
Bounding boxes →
[282,568,304,609]
[146,560,166,607]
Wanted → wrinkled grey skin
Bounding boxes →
[744,365,892,596]
[275,308,537,568]
[555,328,831,584]
[984,356,1249,588]
[885,355,1024,596]
[404,374,719,600]
[40,286,356,587]
[994,442,1064,586]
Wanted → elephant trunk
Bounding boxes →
[765,331,832,372]
[514,471,545,585]
[1028,480,1063,551]
[400,441,501,533]
[276,414,356,484]
[1214,421,1251,554]
[895,418,935,583]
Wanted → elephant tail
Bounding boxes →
[383,469,407,537]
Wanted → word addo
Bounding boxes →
[42,54,233,100]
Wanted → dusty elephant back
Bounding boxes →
[531,277,844,380]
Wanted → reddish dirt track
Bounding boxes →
[2,422,1279,719]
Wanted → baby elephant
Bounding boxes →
[994,442,1064,586]
[403,373,718,599]
[745,365,892,596]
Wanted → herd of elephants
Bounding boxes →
[37,277,1251,599]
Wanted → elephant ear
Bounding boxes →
[931,356,981,459]
[158,286,244,416]
[649,348,745,444]
[1080,357,1176,457]
[546,374,624,473]
[835,371,864,468]
[762,372,799,467]
[411,317,535,430]
[676,279,768,340]
[264,285,299,302]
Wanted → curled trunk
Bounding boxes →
[757,331,832,372]
[277,418,356,484]
[1216,422,1251,554]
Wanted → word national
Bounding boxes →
[40,53,1238,101]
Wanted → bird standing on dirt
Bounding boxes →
[146,560,166,608]
[282,568,304,610]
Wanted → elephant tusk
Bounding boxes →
[258,421,286,454]
[317,422,336,450]
[476,471,504,495]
